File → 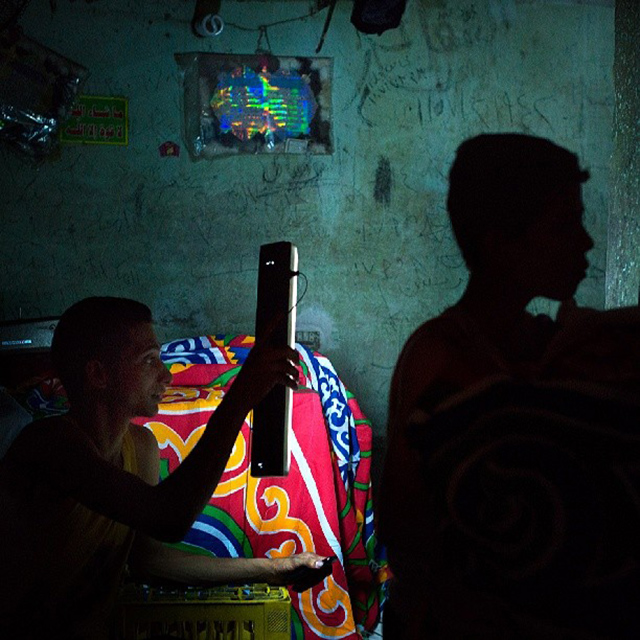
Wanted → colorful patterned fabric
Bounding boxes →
[18,334,387,638]
[135,334,388,639]
[18,334,387,637]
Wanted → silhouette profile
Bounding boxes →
[379,133,640,639]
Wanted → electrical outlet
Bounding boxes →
[296,330,321,351]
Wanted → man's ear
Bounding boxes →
[481,228,520,267]
[476,229,505,268]
[85,359,109,391]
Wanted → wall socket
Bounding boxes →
[295,330,321,351]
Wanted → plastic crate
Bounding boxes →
[116,583,291,640]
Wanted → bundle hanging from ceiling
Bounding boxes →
[351,0,408,36]
[0,0,31,32]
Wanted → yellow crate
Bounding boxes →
[116,583,291,640]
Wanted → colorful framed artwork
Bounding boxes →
[176,53,333,158]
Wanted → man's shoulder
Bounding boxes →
[408,313,458,340]
[389,311,464,418]
[127,422,158,452]
[126,423,159,482]
[399,310,464,366]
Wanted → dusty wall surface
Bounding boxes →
[0,0,616,475]
[606,0,640,308]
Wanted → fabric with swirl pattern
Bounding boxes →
[409,378,640,639]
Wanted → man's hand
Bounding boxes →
[557,298,599,326]
[272,552,337,591]
[230,340,300,410]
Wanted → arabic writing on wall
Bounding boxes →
[60,95,128,145]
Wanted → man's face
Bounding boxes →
[107,322,172,418]
[514,182,594,301]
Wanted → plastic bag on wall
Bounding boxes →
[175,52,333,159]
[0,27,88,160]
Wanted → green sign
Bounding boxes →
[60,95,128,145]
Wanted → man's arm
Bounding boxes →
[129,538,326,586]
[127,426,326,586]
[5,340,299,542]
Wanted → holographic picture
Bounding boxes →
[211,66,316,148]
[176,53,332,158]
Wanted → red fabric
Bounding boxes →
[134,384,379,638]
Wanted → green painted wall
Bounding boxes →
[606,0,640,308]
[0,0,615,476]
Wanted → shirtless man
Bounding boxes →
[0,296,327,639]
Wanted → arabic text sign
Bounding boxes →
[60,95,128,145]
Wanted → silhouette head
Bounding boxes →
[447,133,590,273]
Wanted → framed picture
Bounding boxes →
[176,52,333,158]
